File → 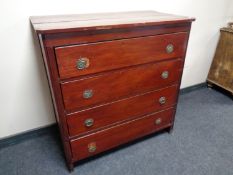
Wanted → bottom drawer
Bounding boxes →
[71,108,175,161]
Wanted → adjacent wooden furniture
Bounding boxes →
[30,11,194,171]
[207,27,233,94]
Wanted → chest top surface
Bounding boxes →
[30,11,194,34]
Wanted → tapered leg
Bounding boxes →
[167,126,174,134]
[68,163,74,172]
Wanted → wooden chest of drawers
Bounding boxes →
[30,11,194,171]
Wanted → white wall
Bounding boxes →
[0,0,233,138]
[227,1,233,21]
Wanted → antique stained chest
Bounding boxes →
[30,11,194,170]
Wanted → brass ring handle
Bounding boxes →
[155,118,162,125]
[166,44,174,54]
[83,89,93,99]
[161,71,169,79]
[159,96,166,105]
[84,118,94,127]
[76,57,90,70]
[88,142,97,153]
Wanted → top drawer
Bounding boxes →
[55,32,188,79]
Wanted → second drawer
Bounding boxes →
[61,59,182,111]
[67,85,178,137]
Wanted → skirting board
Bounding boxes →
[0,124,58,149]
[180,82,207,94]
[0,82,207,149]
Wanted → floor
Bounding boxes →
[0,88,233,175]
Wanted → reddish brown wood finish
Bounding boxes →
[37,35,74,169]
[61,59,182,111]
[67,85,178,137]
[71,108,175,161]
[55,32,188,79]
[43,23,191,47]
[30,11,194,171]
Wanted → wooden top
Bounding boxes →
[221,27,233,33]
[30,11,194,34]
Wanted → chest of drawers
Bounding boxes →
[30,11,194,171]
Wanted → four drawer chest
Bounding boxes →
[30,11,194,171]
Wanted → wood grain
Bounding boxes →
[44,23,191,47]
[30,11,194,170]
[207,29,233,93]
[71,108,175,161]
[61,59,183,111]
[37,35,74,170]
[30,11,194,34]
[55,32,188,79]
[67,85,178,137]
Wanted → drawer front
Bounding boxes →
[61,59,182,111]
[71,108,175,161]
[55,32,188,79]
[67,85,178,137]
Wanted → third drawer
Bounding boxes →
[67,85,178,137]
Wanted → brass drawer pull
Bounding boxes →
[161,71,169,79]
[88,142,97,153]
[76,57,89,70]
[155,118,162,125]
[84,118,94,127]
[166,44,174,53]
[159,96,166,105]
[83,89,93,99]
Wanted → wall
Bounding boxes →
[227,1,233,21]
[0,0,233,138]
